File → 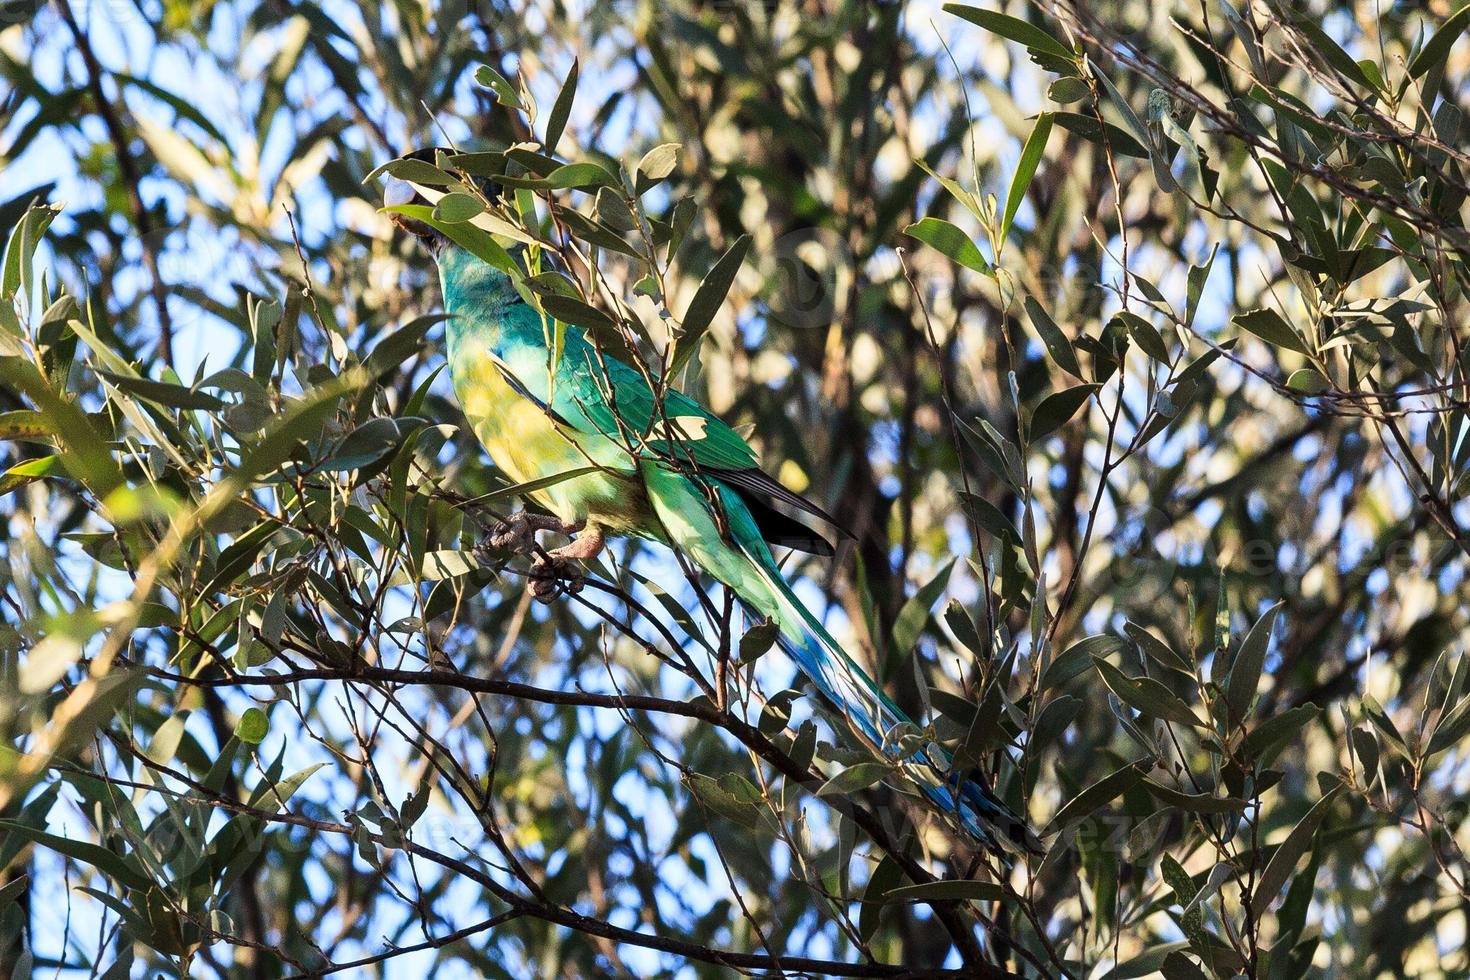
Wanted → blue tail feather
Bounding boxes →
[750,557,1044,857]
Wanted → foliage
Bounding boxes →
[3,0,1470,976]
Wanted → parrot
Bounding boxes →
[382,149,1043,857]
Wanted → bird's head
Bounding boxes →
[382,146,510,255]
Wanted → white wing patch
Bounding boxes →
[664,415,709,440]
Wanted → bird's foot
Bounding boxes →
[526,526,606,604]
[486,511,584,554]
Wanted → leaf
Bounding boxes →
[1125,622,1192,674]
[475,64,526,109]
[0,455,62,497]
[670,235,750,376]
[1041,634,1125,689]
[739,620,781,664]
[544,58,579,153]
[1141,779,1248,813]
[1000,112,1053,245]
[1226,602,1283,726]
[1409,2,1470,79]
[1094,657,1206,727]
[539,293,619,334]
[1233,308,1312,356]
[321,417,402,471]
[1286,368,1328,392]
[419,550,485,581]
[1052,112,1150,158]
[235,707,269,745]
[860,855,903,942]
[0,819,152,892]
[1161,951,1209,980]
[887,880,1005,903]
[1251,786,1340,915]
[0,409,52,441]
[545,162,619,190]
[636,142,681,192]
[1242,703,1320,761]
[380,204,516,273]
[2,204,59,302]
[360,315,441,379]
[248,763,326,810]
[0,357,123,496]
[816,762,891,796]
[892,559,955,655]
[432,192,485,223]
[903,217,992,276]
[1024,297,1081,377]
[758,689,801,735]
[1045,761,1148,833]
[1028,384,1098,441]
[942,4,1074,62]
[1114,311,1170,363]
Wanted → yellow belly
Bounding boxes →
[451,352,651,533]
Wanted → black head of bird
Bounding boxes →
[382,146,508,253]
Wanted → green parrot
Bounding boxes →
[384,150,1042,856]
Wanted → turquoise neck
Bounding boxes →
[435,246,518,361]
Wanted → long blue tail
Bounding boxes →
[745,549,1044,857]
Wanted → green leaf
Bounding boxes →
[97,369,225,410]
[1242,703,1320,762]
[0,455,62,497]
[1251,786,1340,915]
[1094,657,1206,727]
[1041,634,1125,689]
[1409,2,1470,79]
[1114,311,1170,364]
[0,819,152,892]
[1234,308,1312,356]
[1286,368,1328,393]
[380,204,516,273]
[419,550,485,581]
[860,855,903,942]
[1141,779,1248,813]
[2,203,61,302]
[321,417,403,471]
[1226,601,1283,726]
[1028,384,1098,442]
[1001,112,1053,245]
[364,315,446,378]
[248,763,326,810]
[942,4,1074,62]
[432,192,485,223]
[475,64,526,109]
[1045,761,1148,833]
[903,217,992,276]
[739,620,781,664]
[670,235,750,376]
[235,707,269,745]
[0,357,123,497]
[539,293,619,334]
[1024,297,1081,377]
[636,143,681,192]
[887,880,1005,903]
[545,162,619,190]
[816,762,891,796]
[544,58,579,153]
[892,559,956,655]
[1052,112,1150,158]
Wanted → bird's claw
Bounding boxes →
[528,553,586,603]
[487,511,582,554]
[488,518,534,553]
